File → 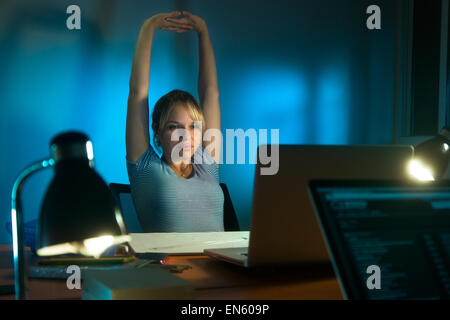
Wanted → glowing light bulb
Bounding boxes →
[37,234,130,257]
[407,159,435,182]
[83,235,115,257]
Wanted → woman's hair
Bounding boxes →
[152,89,205,148]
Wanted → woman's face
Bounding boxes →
[159,103,202,164]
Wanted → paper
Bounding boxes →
[128,231,250,255]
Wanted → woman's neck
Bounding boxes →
[163,154,193,177]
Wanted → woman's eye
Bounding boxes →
[167,125,176,130]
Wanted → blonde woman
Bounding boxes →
[125,11,223,232]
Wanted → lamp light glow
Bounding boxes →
[407,159,435,182]
[37,234,130,258]
[83,235,115,256]
[36,242,77,257]
[409,127,450,181]
[82,235,130,257]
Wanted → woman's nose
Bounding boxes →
[186,126,195,138]
[178,127,193,142]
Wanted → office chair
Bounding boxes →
[219,183,240,231]
[109,182,240,232]
[109,183,142,233]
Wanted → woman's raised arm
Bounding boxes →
[126,12,192,163]
[166,11,221,163]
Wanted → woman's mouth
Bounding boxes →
[182,144,192,151]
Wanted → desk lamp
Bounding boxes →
[11,131,129,299]
[408,127,450,181]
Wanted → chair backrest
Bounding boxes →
[219,183,240,231]
[109,183,143,233]
[109,182,240,232]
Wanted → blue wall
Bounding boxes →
[0,0,396,244]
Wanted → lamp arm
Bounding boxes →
[11,158,54,300]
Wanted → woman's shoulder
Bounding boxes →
[193,146,219,182]
[132,144,160,164]
[127,145,161,179]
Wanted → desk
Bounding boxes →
[0,245,342,300]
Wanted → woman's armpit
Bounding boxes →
[130,145,159,171]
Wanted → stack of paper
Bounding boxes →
[128,231,250,255]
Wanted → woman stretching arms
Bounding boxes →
[125,11,223,232]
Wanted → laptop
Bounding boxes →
[308,179,450,299]
[204,144,414,267]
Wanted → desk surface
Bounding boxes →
[0,245,342,300]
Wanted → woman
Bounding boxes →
[125,11,224,232]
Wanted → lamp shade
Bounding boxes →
[413,127,450,180]
[37,131,127,256]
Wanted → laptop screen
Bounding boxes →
[309,180,450,300]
